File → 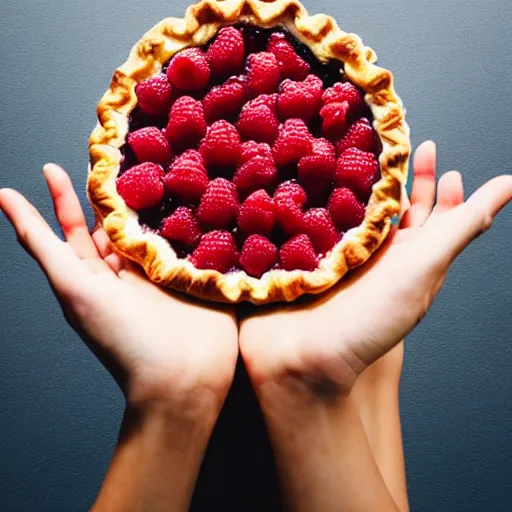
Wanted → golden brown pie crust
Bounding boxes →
[88,0,411,304]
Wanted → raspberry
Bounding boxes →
[246,52,280,97]
[240,141,272,164]
[163,153,208,202]
[322,82,367,122]
[298,138,336,182]
[135,75,174,117]
[116,163,164,211]
[240,235,278,278]
[127,127,173,166]
[247,93,278,112]
[268,33,310,81]
[233,156,278,196]
[272,119,313,167]
[174,149,205,167]
[327,188,366,231]
[297,138,336,201]
[236,103,279,145]
[203,76,246,123]
[302,208,339,254]
[277,75,323,122]
[273,181,307,235]
[336,118,380,155]
[166,48,210,91]
[199,120,241,168]
[320,101,349,141]
[237,190,276,236]
[334,148,380,200]
[160,207,201,246]
[197,178,239,228]
[165,96,207,149]
[280,234,318,271]
[191,230,239,273]
[206,27,245,78]
[274,180,308,207]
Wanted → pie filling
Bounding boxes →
[116,24,382,278]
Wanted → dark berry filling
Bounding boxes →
[117,24,382,277]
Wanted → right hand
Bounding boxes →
[240,141,512,396]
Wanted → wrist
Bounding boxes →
[125,373,228,429]
[243,343,364,406]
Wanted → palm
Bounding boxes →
[0,165,238,402]
[240,142,512,389]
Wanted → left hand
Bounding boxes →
[239,141,512,396]
[0,164,238,416]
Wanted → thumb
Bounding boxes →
[0,188,86,293]
[434,175,512,263]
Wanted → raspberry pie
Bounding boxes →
[88,0,410,303]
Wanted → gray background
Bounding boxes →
[1,0,511,510]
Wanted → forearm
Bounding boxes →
[255,377,401,512]
[352,343,408,512]
[92,398,219,512]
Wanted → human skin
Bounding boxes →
[0,165,239,512]
[239,141,512,512]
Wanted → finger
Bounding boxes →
[91,225,114,259]
[0,188,85,288]
[400,140,437,228]
[104,252,127,274]
[430,171,464,216]
[432,174,512,261]
[43,163,99,259]
[465,174,512,223]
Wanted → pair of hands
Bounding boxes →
[1,141,511,420]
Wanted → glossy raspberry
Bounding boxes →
[302,208,339,254]
[272,119,313,167]
[336,118,380,155]
[246,52,280,97]
[334,148,380,200]
[322,82,367,121]
[274,180,308,206]
[127,127,173,166]
[273,181,307,235]
[240,141,272,164]
[191,230,239,273]
[240,235,278,277]
[247,93,278,112]
[233,155,278,196]
[320,101,349,141]
[135,75,174,117]
[268,33,310,81]
[277,75,323,122]
[199,120,241,168]
[116,163,164,211]
[206,27,245,78]
[197,178,239,228]
[280,234,318,271]
[236,102,279,145]
[297,138,336,199]
[167,48,210,92]
[175,148,205,167]
[237,190,276,236]
[160,207,201,246]
[203,76,247,123]
[163,153,208,202]
[165,96,207,149]
[327,188,366,231]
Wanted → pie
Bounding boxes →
[88,0,410,303]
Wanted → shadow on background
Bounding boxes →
[192,358,281,511]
